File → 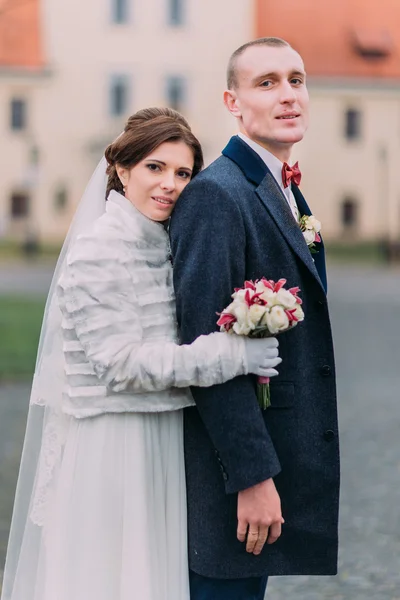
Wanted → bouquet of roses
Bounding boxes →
[217,278,304,409]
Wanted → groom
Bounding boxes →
[170,37,340,599]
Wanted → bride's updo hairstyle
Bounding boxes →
[105,107,204,199]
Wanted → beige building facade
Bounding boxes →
[2,0,400,245]
[0,68,47,240]
[0,0,253,243]
[253,0,400,246]
[294,79,400,243]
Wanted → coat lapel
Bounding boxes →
[222,136,326,293]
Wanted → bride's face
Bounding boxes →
[117,141,194,222]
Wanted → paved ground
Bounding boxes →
[0,263,400,598]
[0,259,56,297]
[266,265,400,599]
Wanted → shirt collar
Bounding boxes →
[237,132,286,193]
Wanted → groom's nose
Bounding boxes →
[279,80,297,104]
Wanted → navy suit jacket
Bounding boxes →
[169,136,340,579]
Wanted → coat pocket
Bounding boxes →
[269,381,295,409]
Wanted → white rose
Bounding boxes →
[307,216,321,232]
[245,281,276,306]
[255,280,267,293]
[231,303,254,335]
[303,229,316,245]
[232,288,258,304]
[292,304,305,322]
[230,302,248,319]
[248,304,268,327]
[232,321,253,335]
[223,301,236,314]
[231,289,247,303]
[275,288,297,309]
[259,289,277,306]
[265,305,290,334]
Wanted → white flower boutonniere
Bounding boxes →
[299,215,321,254]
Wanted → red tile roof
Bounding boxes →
[255,0,400,79]
[0,0,44,69]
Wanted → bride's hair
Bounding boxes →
[105,107,204,198]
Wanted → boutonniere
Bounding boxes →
[299,215,321,254]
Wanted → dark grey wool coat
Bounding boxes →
[169,136,340,579]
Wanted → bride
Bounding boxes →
[1,107,281,600]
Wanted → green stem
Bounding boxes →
[257,383,271,410]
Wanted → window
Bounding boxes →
[168,0,184,25]
[166,76,185,112]
[10,98,27,131]
[54,185,68,212]
[10,193,29,218]
[111,0,129,23]
[110,76,130,117]
[30,145,40,165]
[341,197,358,228]
[352,29,392,59]
[345,108,362,140]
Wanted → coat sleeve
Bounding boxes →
[169,176,282,494]
[57,233,248,395]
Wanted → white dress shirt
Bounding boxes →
[237,132,300,222]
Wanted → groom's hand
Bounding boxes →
[237,478,284,555]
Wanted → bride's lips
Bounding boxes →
[152,196,175,209]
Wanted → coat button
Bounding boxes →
[323,429,335,442]
[320,365,332,376]
[222,471,229,481]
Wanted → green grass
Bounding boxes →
[0,239,61,261]
[0,296,46,381]
[325,241,387,265]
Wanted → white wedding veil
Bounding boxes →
[1,157,108,600]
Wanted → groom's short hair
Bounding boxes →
[227,37,291,90]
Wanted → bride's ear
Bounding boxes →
[116,165,129,189]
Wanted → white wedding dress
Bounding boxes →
[39,411,187,600]
[2,191,248,600]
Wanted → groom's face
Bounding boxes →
[225,45,309,157]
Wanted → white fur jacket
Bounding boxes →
[56,190,247,418]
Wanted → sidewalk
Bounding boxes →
[267,265,400,599]
[0,260,55,297]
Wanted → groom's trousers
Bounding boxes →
[189,570,268,600]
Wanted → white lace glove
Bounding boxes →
[244,337,281,378]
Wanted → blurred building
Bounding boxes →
[0,0,48,241]
[0,0,253,243]
[256,0,400,243]
[2,0,400,244]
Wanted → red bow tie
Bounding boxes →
[282,162,301,188]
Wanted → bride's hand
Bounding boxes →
[243,337,281,377]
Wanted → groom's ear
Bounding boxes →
[223,89,242,118]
